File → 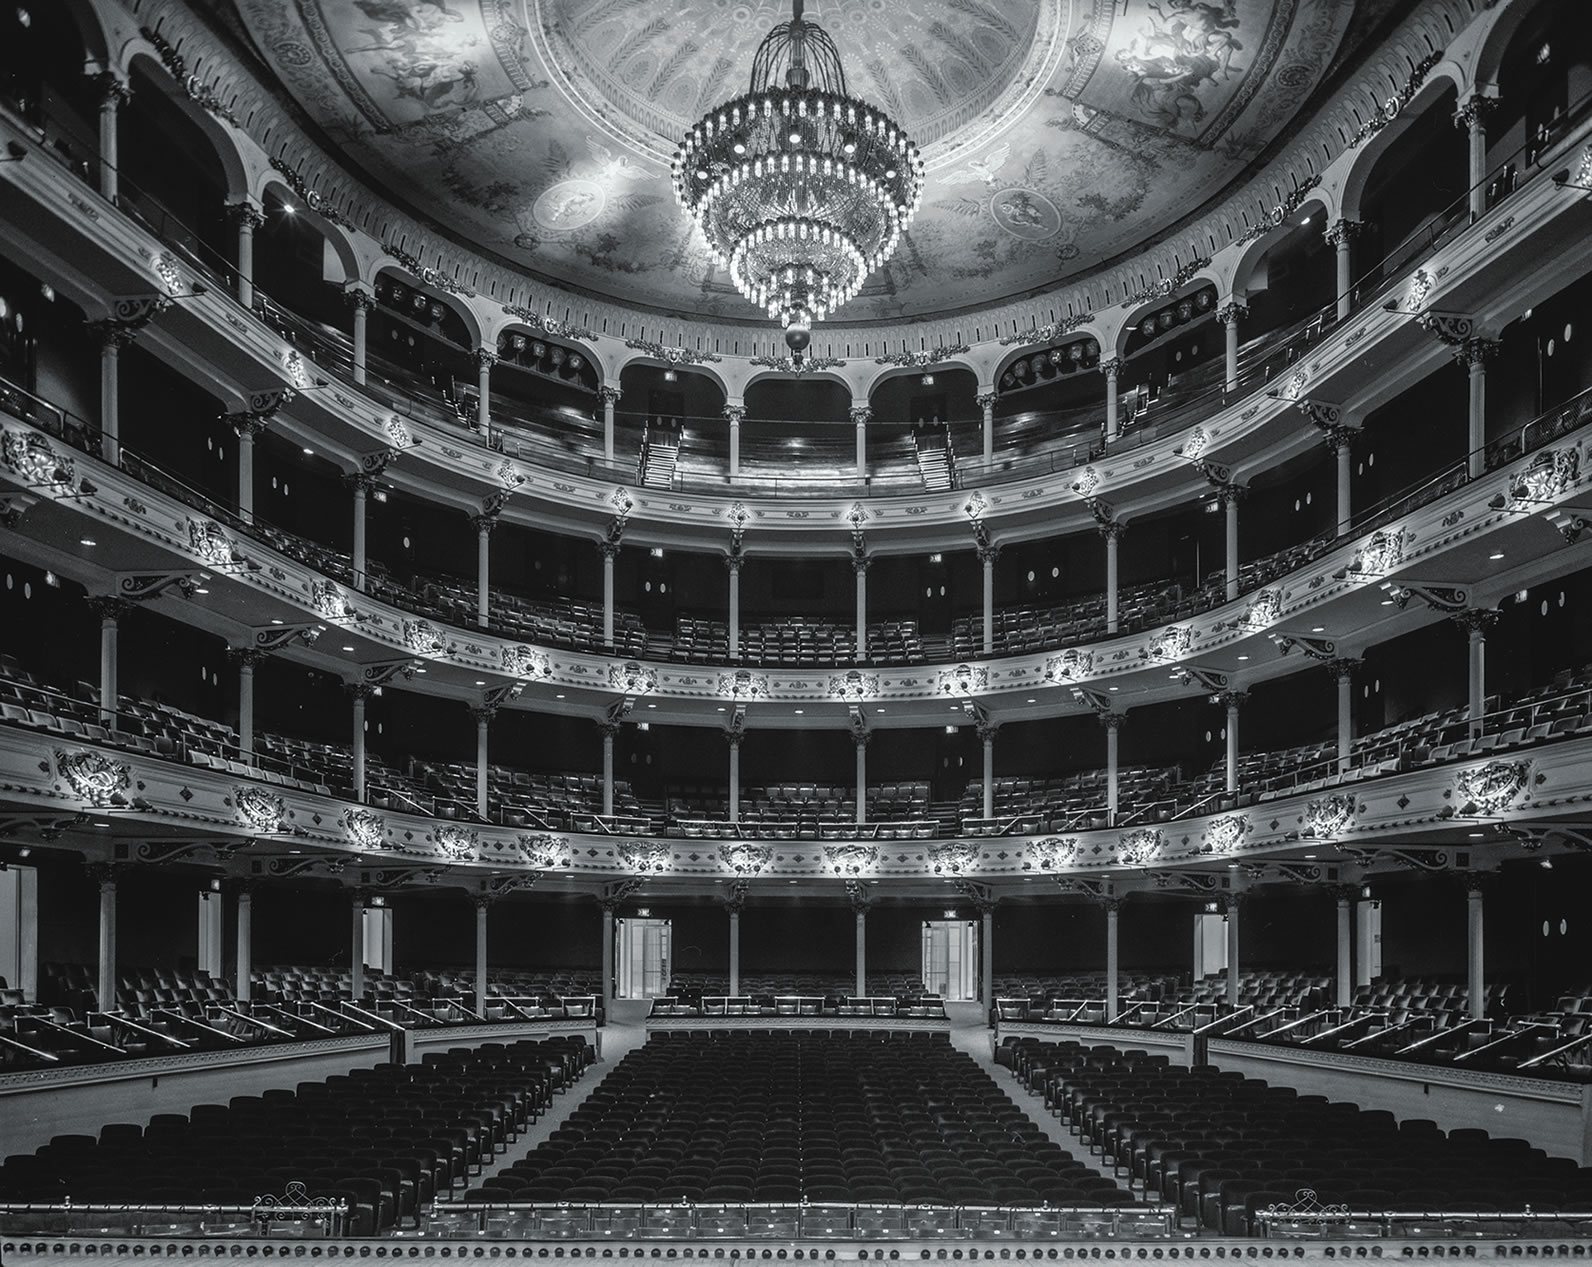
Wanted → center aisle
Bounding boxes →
[470,1001,653,1190]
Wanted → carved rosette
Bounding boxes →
[1,429,76,491]
[824,844,879,876]
[617,840,671,874]
[402,620,448,656]
[1117,828,1165,868]
[186,518,234,568]
[718,842,774,876]
[828,669,880,702]
[1142,626,1193,664]
[1303,794,1356,839]
[502,645,551,680]
[937,664,989,697]
[518,833,571,869]
[1203,814,1251,855]
[234,785,287,833]
[55,750,130,805]
[435,825,480,862]
[1045,648,1095,684]
[610,661,658,695]
[717,669,771,700]
[1454,760,1532,814]
[928,840,981,876]
[1025,837,1080,871]
[343,808,387,850]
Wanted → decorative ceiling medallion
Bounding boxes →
[1117,828,1164,868]
[344,807,387,849]
[617,839,671,873]
[1303,794,1355,839]
[719,842,774,876]
[1045,648,1094,684]
[718,668,772,700]
[519,833,571,869]
[235,785,287,833]
[938,664,988,697]
[1203,814,1250,855]
[435,825,479,861]
[824,843,878,876]
[928,841,981,875]
[1025,837,1080,871]
[56,750,130,806]
[1454,760,1532,815]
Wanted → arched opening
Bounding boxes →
[869,366,977,489]
[490,330,599,456]
[618,361,726,489]
[1490,1,1592,187]
[366,268,479,426]
[0,3,99,180]
[740,378,855,487]
[1238,201,1335,343]
[1353,84,1465,289]
[1118,284,1220,436]
[252,186,350,330]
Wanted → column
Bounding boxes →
[599,721,618,817]
[1101,358,1121,441]
[95,326,133,464]
[350,892,367,1000]
[850,404,871,482]
[87,596,131,727]
[600,387,622,465]
[1325,221,1360,322]
[854,731,868,826]
[727,731,741,824]
[1326,658,1358,771]
[1104,899,1123,1022]
[473,349,496,434]
[726,556,742,659]
[1101,712,1124,824]
[978,543,998,656]
[1101,522,1123,634]
[348,683,373,802]
[1223,490,1240,603]
[976,391,998,464]
[1456,95,1496,222]
[723,403,745,479]
[235,881,254,1004]
[1454,609,1497,737]
[227,202,265,309]
[600,900,616,1017]
[1217,302,1246,392]
[1328,430,1353,535]
[230,416,266,521]
[980,903,995,1009]
[473,897,491,1014]
[1334,886,1353,1008]
[230,647,263,759]
[90,864,117,1013]
[1460,340,1498,480]
[600,543,618,649]
[978,721,998,819]
[855,907,867,996]
[470,705,492,819]
[853,555,869,660]
[1216,690,1246,796]
[93,74,129,204]
[1224,894,1242,1008]
[1465,875,1488,1021]
[472,513,496,628]
[345,288,373,385]
[347,474,371,592]
[728,905,741,996]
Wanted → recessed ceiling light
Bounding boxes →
[270,618,284,625]
[1303,855,1316,860]
[555,693,565,699]
[1227,863,1239,868]
[474,680,485,686]
[794,708,804,714]
[1236,654,1249,661]
[415,667,426,673]
[1489,551,1505,561]
[1380,599,1394,606]
[1026,698,1036,704]
[646,702,656,708]
[876,707,885,713]
[1468,831,1485,838]
[1108,686,1119,691]
[193,587,209,595]
[79,537,96,546]
[342,645,354,652]
[301,447,314,455]
[1311,626,1325,633]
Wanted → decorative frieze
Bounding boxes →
[824,844,879,876]
[55,750,131,806]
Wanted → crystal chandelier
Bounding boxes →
[672,0,923,358]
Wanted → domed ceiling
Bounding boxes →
[229,0,1364,323]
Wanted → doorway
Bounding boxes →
[922,920,978,1000]
[616,917,672,999]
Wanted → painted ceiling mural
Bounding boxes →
[230,0,1360,322]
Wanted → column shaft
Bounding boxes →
[476,357,493,433]
[602,732,616,817]
[1335,236,1354,321]
[1224,318,1240,391]
[728,743,740,824]
[1467,359,1487,480]
[235,214,256,310]
[1225,704,1240,795]
[981,396,995,463]
[1467,885,1486,1020]
[1468,626,1487,736]
[1105,906,1120,1022]
[855,564,867,660]
[728,911,741,996]
[1337,672,1353,770]
[728,566,741,659]
[100,340,121,464]
[1224,496,1239,603]
[855,417,867,482]
[1105,532,1120,634]
[238,431,256,522]
[855,742,867,826]
[476,525,491,628]
[1105,725,1120,824]
[350,897,366,1000]
[475,716,489,819]
[351,300,369,385]
[97,877,117,1013]
[602,552,616,649]
[981,909,994,1009]
[99,615,119,727]
[475,902,490,1014]
[982,738,995,820]
[235,890,253,1003]
[352,693,368,802]
[603,391,618,465]
[729,417,740,477]
[981,555,995,656]
[601,908,615,1015]
[1336,441,1352,535]
[97,84,121,203]
[1225,904,1240,1007]
[352,483,369,592]
[238,660,255,757]
[1335,896,1353,1008]
[1103,364,1120,441]
[855,911,866,997]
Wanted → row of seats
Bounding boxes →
[666,616,930,667]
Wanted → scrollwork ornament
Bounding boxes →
[1117,828,1165,867]
[434,825,480,861]
[1204,814,1251,855]
[617,839,671,874]
[1454,760,1532,814]
[937,663,989,697]
[1045,648,1095,684]
[1304,794,1356,839]
[234,785,287,833]
[824,844,879,876]
[55,750,130,805]
[1025,837,1080,871]
[518,834,570,869]
[343,808,387,850]
[928,840,981,875]
[718,842,773,876]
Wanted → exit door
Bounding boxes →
[922,920,978,1001]
[616,917,672,998]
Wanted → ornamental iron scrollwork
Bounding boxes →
[234,785,287,833]
[937,663,988,697]
[1454,760,1533,815]
[1045,648,1095,684]
[610,661,658,695]
[434,825,479,861]
[825,844,879,876]
[343,808,387,850]
[873,345,970,368]
[624,338,723,365]
[1304,794,1356,839]
[1203,814,1251,855]
[828,669,880,702]
[518,834,571,869]
[927,840,981,875]
[1,428,75,491]
[719,842,774,876]
[55,750,130,806]
[617,840,671,874]
[718,668,771,700]
[251,1181,346,1230]
[1117,828,1165,867]
[1255,1188,1351,1227]
[1025,837,1080,871]
[502,644,551,679]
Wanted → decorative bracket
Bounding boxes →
[1270,633,1338,660]
[251,622,324,652]
[1381,581,1471,612]
[116,572,201,601]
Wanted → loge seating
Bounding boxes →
[667,615,928,666]
[476,1030,1133,1207]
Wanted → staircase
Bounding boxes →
[637,422,680,489]
[913,425,956,492]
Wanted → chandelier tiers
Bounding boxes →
[672,0,924,358]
